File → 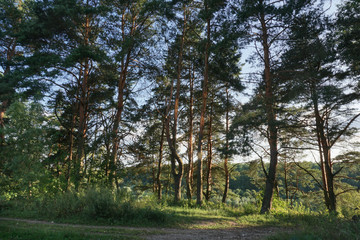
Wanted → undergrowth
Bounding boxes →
[0,187,173,227]
[1,187,360,239]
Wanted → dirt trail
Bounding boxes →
[145,226,289,240]
[0,217,292,239]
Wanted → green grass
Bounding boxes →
[1,188,360,239]
[0,201,240,228]
[0,219,157,240]
[0,190,249,229]
[0,188,175,227]
[236,212,360,240]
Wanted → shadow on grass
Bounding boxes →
[0,219,151,240]
[237,212,360,240]
[1,196,360,240]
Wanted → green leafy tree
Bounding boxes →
[1,102,52,198]
[0,0,49,179]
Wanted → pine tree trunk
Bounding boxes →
[109,74,126,186]
[312,83,336,212]
[317,128,331,210]
[173,166,182,201]
[165,7,187,202]
[205,101,213,201]
[197,12,211,206]
[74,14,93,190]
[75,61,89,190]
[284,158,289,201]
[1,39,17,160]
[222,87,230,203]
[260,11,278,214]
[1,34,18,145]
[324,148,336,211]
[165,99,183,202]
[157,117,166,200]
[109,10,136,187]
[66,108,76,191]
[186,68,194,200]
[0,100,8,146]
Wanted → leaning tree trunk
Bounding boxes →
[109,7,139,187]
[109,44,133,187]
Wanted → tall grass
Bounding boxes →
[1,187,172,226]
[1,187,359,239]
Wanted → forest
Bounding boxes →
[1,0,360,239]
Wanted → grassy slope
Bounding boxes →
[1,205,360,240]
[1,188,359,240]
[0,219,153,240]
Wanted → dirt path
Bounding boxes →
[0,217,292,239]
[145,226,290,240]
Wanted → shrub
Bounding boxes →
[41,190,84,218]
[83,187,116,219]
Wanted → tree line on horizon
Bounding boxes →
[1,0,360,214]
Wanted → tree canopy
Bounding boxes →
[0,0,359,215]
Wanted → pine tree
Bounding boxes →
[0,0,48,172]
[102,0,158,187]
[336,0,360,78]
[232,0,312,213]
[24,0,110,189]
[280,9,360,212]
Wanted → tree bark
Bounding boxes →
[109,69,126,186]
[259,10,278,214]
[1,38,17,147]
[66,107,76,191]
[165,6,187,202]
[74,14,91,190]
[205,101,213,201]
[157,116,166,200]
[186,67,194,200]
[197,8,211,206]
[222,87,230,203]
[311,82,336,212]
[284,158,289,201]
[74,8,102,190]
[0,100,8,146]
[109,10,136,187]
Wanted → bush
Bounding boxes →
[83,187,117,219]
[41,190,84,218]
[31,187,171,225]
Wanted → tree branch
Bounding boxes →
[330,113,360,148]
[293,161,324,191]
